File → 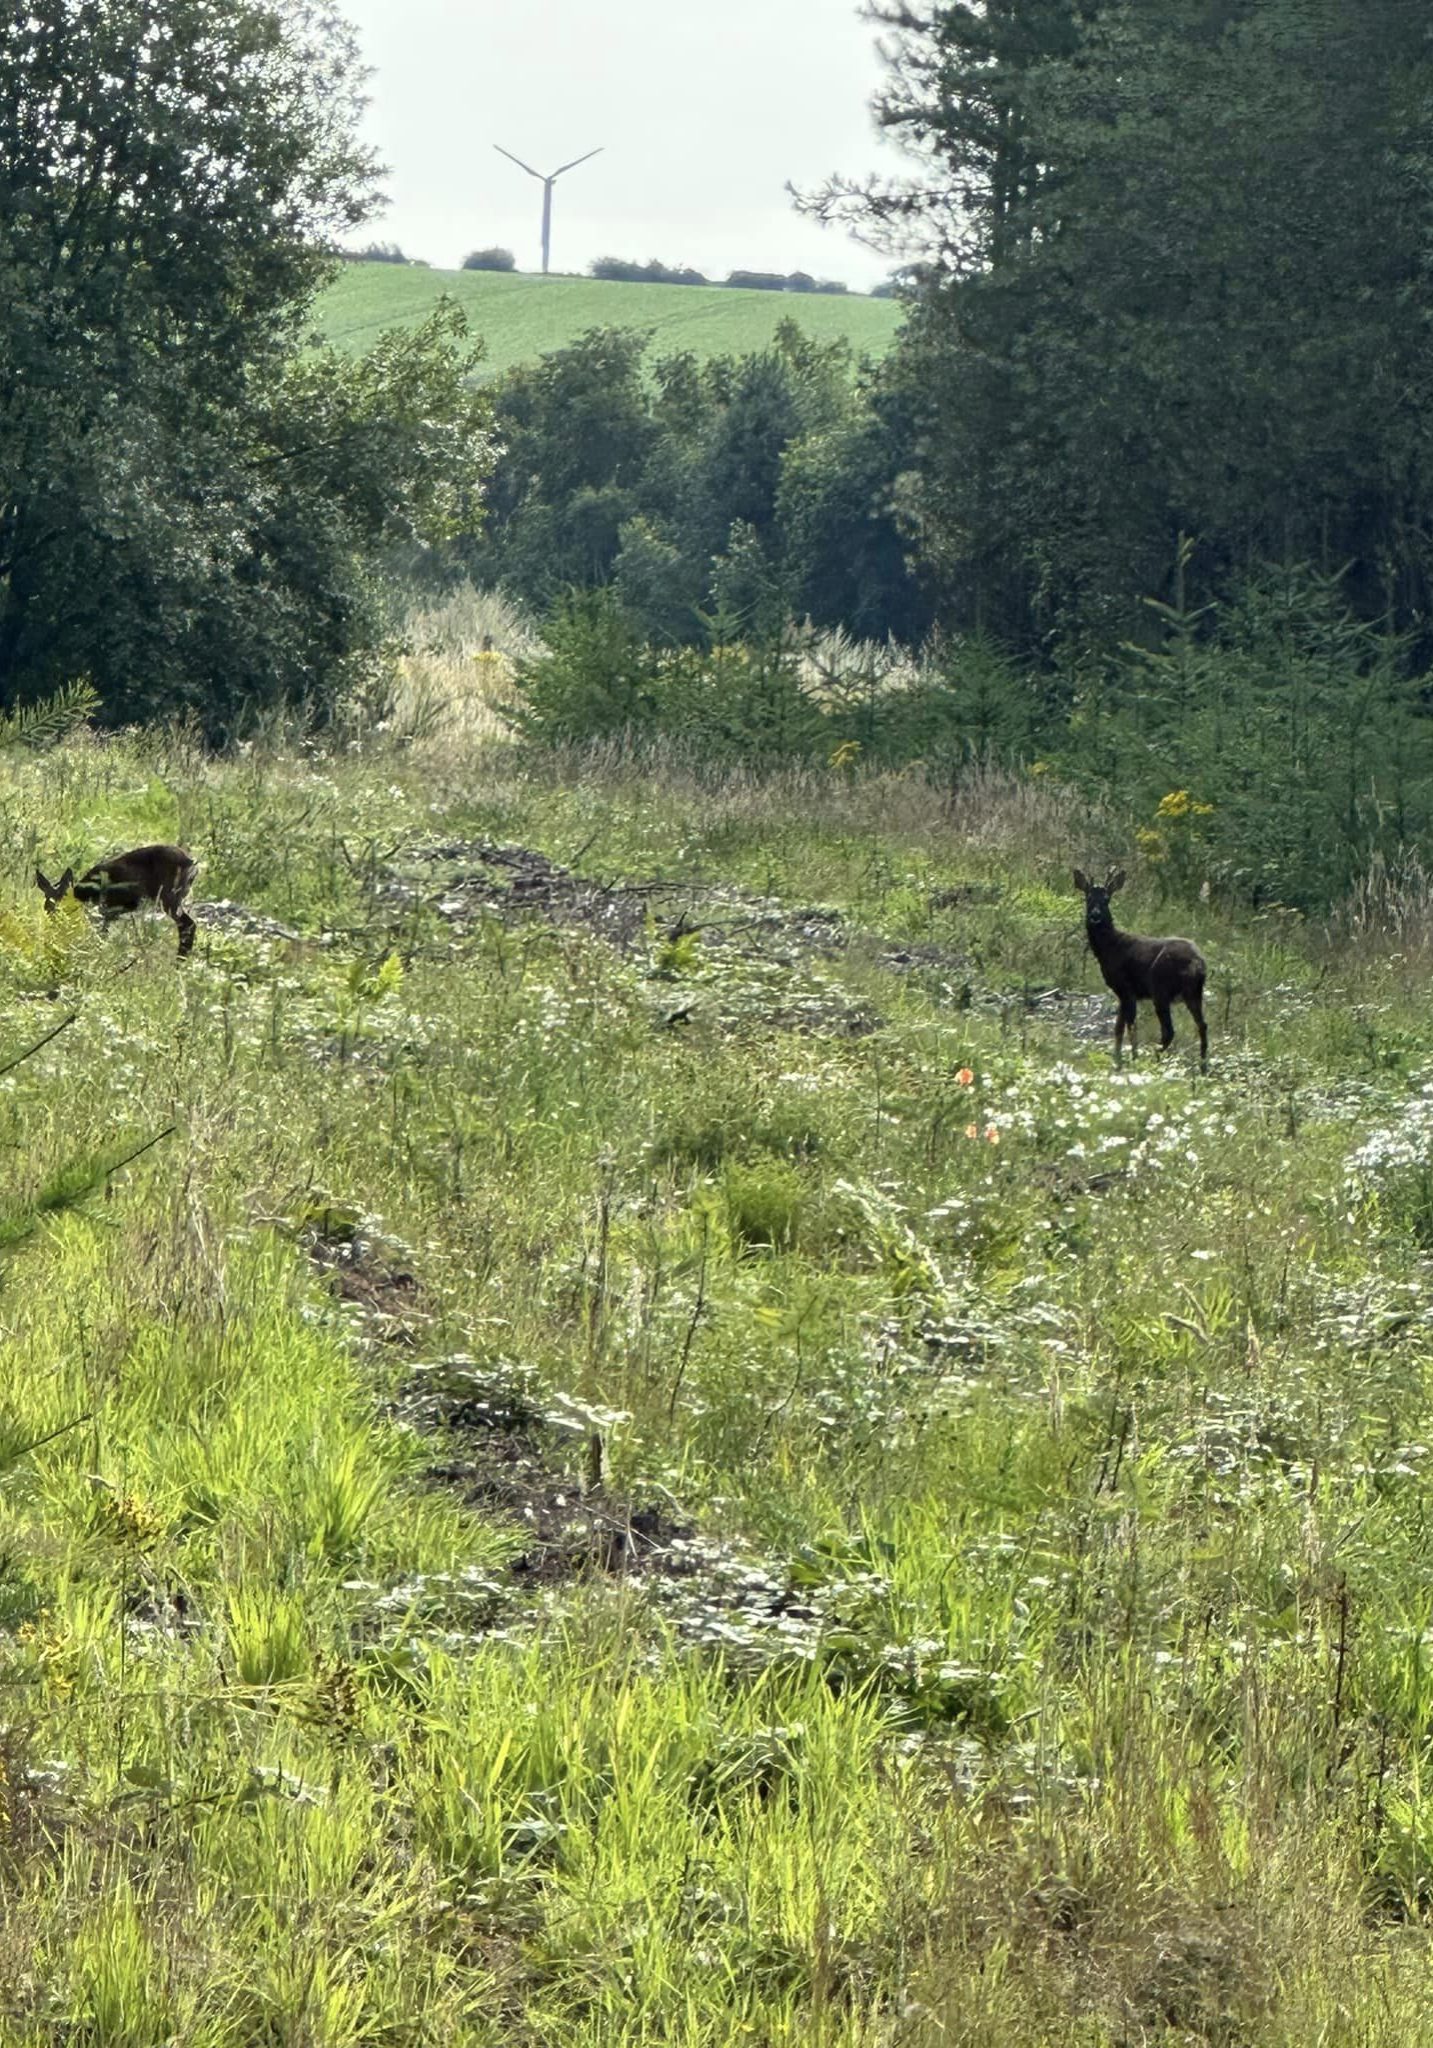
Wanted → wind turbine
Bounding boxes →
[494,144,604,276]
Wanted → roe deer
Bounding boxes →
[36,844,197,957]
[1074,867,1207,1070]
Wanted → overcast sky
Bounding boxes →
[337,0,901,290]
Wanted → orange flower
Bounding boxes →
[956,1067,974,1087]
[985,1125,1000,1145]
[965,1123,980,1141]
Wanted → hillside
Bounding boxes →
[316,261,904,376]
[0,636,1430,2036]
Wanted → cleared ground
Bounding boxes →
[316,262,904,375]
[0,642,1428,2039]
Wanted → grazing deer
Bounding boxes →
[1074,867,1208,1069]
[35,844,197,957]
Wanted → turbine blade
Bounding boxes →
[551,146,604,179]
[494,144,543,179]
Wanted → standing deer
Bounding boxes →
[35,844,197,957]
[1074,867,1207,1069]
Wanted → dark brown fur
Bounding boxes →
[36,844,197,957]
[1074,866,1207,1069]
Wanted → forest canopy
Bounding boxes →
[0,0,493,735]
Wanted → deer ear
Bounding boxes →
[1106,867,1126,894]
[33,867,51,893]
[1073,868,1090,891]
[57,868,74,895]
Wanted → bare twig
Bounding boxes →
[0,1010,76,1081]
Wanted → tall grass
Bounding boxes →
[0,616,1424,2038]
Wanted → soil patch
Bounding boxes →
[407,840,1098,1041]
[405,1353,691,1584]
[413,839,856,963]
[300,1206,426,1344]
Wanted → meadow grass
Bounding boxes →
[315,263,903,378]
[0,697,1430,2040]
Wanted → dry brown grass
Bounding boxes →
[1328,849,1433,960]
[505,742,1104,872]
[388,588,538,746]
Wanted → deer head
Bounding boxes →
[1074,866,1125,927]
[34,866,75,914]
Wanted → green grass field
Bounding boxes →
[1,643,1433,2038]
[315,262,904,376]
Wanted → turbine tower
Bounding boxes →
[494,144,604,276]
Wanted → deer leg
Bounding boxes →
[1117,995,1138,1062]
[158,877,196,958]
[1187,990,1209,1072]
[1155,1000,1175,1051]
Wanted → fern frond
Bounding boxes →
[0,678,100,752]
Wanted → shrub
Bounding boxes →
[590,256,709,287]
[1061,559,1429,910]
[505,588,659,745]
[506,589,828,764]
[612,516,703,644]
[656,641,828,763]
[462,246,516,272]
[341,241,416,265]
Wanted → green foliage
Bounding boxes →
[778,375,932,643]
[85,303,494,737]
[458,320,930,649]
[225,1588,310,1690]
[508,593,831,764]
[1062,559,1429,908]
[721,1156,807,1251]
[0,679,100,753]
[506,589,660,744]
[507,549,1433,915]
[590,255,711,286]
[612,515,704,643]
[834,0,1433,656]
[0,4,493,735]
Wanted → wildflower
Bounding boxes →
[956,1067,974,1087]
[985,1126,1000,1146]
[965,1123,980,1141]
[829,739,861,771]
[1157,789,1194,819]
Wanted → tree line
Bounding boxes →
[462,0,1433,667]
[805,0,1433,659]
[453,321,931,647]
[6,0,1433,807]
[0,0,491,739]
